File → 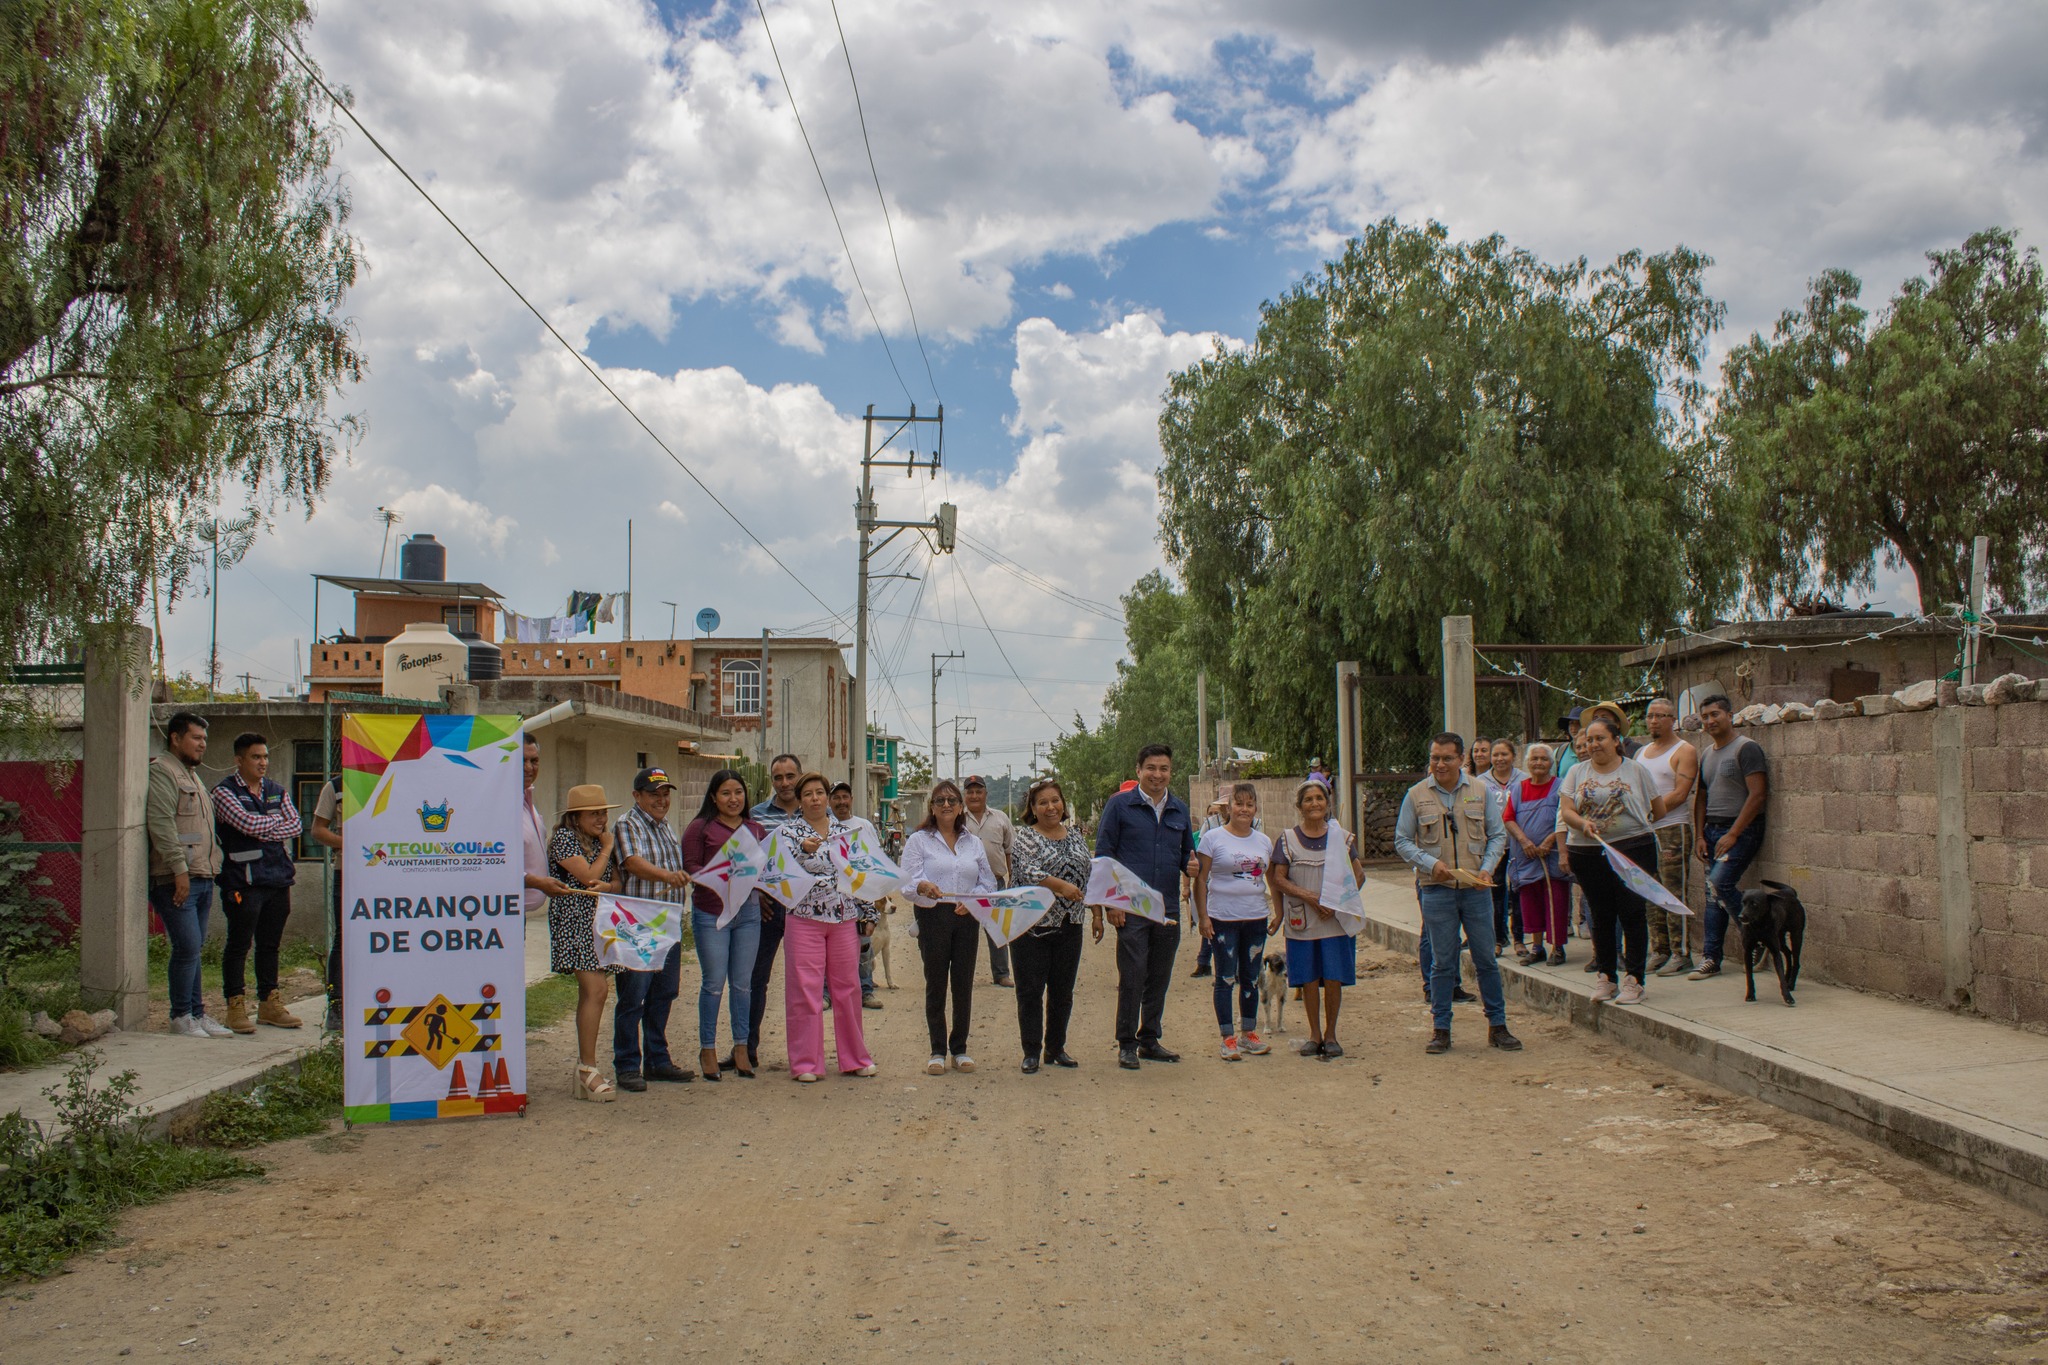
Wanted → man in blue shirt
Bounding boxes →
[1094,744,1197,1070]
[1395,732,1523,1055]
[745,753,804,1063]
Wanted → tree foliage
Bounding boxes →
[0,0,361,669]
[1155,219,1740,764]
[1047,571,1205,818]
[1716,228,2048,613]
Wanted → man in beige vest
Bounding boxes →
[145,712,232,1038]
[1394,732,1522,1056]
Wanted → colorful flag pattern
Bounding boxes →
[593,894,684,971]
[1598,836,1692,917]
[693,825,765,929]
[1082,857,1168,923]
[961,887,1056,945]
[831,825,909,902]
[759,826,822,907]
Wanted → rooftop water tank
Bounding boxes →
[461,633,502,683]
[383,621,466,700]
[399,533,446,582]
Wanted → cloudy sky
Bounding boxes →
[175,0,2047,772]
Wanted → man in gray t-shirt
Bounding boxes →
[1689,695,1769,980]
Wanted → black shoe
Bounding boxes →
[1135,1043,1180,1063]
[322,1003,342,1033]
[862,993,883,1009]
[993,977,1015,988]
[1190,965,1212,978]
[1118,1047,1141,1070]
[1320,1040,1345,1059]
[1489,1025,1524,1052]
[1047,1051,1078,1068]
[1425,1029,1451,1055]
[1021,1056,1040,1074]
[645,1062,695,1083]
[1451,986,1475,1003]
[616,1071,647,1092]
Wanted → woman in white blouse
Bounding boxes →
[899,779,996,1075]
[779,772,877,1082]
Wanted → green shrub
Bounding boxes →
[192,1039,343,1148]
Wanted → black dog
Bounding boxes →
[1737,880,1805,1006]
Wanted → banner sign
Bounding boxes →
[1083,857,1168,923]
[962,887,1055,945]
[594,893,685,971]
[830,825,908,902]
[694,825,765,929]
[341,713,527,1124]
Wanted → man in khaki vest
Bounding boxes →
[1394,732,1522,1055]
[145,712,232,1038]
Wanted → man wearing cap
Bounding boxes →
[830,781,884,1010]
[963,775,1016,988]
[611,767,695,1090]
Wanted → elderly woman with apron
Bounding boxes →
[1504,744,1571,966]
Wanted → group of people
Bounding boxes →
[1391,692,1770,1052]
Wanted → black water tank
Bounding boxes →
[399,533,446,581]
[462,634,502,682]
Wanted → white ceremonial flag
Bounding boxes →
[961,887,1056,946]
[1083,857,1168,923]
[1316,830,1367,935]
[592,894,685,971]
[758,826,822,907]
[1597,836,1691,917]
[831,825,909,902]
[693,825,765,929]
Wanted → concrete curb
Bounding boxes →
[1359,915,2048,1217]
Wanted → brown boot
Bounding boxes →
[257,991,303,1029]
[1425,1028,1451,1055]
[223,994,257,1034]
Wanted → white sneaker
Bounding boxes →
[171,1014,208,1038]
[951,1054,976,1073]
[1616,974,1645,1006]
[926,1055,946,1075]
[1590,974,1619,1004]
[195,1013,236,1038]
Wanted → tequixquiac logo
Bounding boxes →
[418,800,454,833]
[359,799,503,871]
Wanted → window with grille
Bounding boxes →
[721,659,762,716]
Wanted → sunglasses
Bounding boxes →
[931,797,961,807]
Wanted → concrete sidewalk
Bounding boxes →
[0,919,554,1135]
[1356,875,2048,1215]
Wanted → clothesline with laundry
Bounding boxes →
[501,590,624,643]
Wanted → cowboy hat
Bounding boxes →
[560,783,620,814]
[1584,699,1631,730]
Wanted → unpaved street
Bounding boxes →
[7,938,2048,1362]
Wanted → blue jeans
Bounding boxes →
[613,942,681,1075]
[1416,891,1470,986]
[1209,920,1267,1033]
[1701,820,1767,965]
[695,900,761,1050]
[1419,884,1505,1030]
[150,876,214,1019]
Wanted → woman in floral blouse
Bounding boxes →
[778,772,876,1083]
[1009,778,1094,1074]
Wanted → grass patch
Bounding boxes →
[0,949,86,1070]
[190,1039,343,1148]
[0,1050,260,1281]
[525,972,579,1031]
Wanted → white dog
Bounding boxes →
[1258,952,1289,1034]
[869,895,902,989]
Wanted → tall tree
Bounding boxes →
[1049,571,1205,816]
[1716,229,2048,613]
[0,0,361,669]
[1156,219,1739,762]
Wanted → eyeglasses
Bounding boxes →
[931,797,961,807]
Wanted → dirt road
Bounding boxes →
[7,937,2047,1362]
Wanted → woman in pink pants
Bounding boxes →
[779,772,876,1082]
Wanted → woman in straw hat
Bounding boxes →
[550,783,625,1101]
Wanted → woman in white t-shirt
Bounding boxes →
[1192,782,1276,1063]
[1557,715,1683,1007]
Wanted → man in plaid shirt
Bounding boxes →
[611,767,696,1090]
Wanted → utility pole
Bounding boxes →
[856,404,954,820]
[1196,668,1208,777]
[931,652,963,780]
[942,717,978,784]
[1963,535,1990,687]
[194,513,257,698]
[624,518,633,641]
[237,672,254,697]
[1029,740,1047,779]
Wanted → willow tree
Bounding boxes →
[1155,219,1741,762]
[0,0,361,671]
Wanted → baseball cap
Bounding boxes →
[964,774,987,788]
[633,767,676,793]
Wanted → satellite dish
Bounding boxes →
[694,607,721,635]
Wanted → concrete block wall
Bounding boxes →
[1708,692,2048,1030]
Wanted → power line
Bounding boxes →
[954,560,1062,726]
[246,4,851,630]
[752,0,914,407]
[827,0,941,404]
[956,534,1125,623]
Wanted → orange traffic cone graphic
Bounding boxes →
[445,1059,467,1101]
[476,1055,498,1099]
[493,1057,512,1097]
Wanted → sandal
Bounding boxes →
[699,1048,722,1083]
[730,1044,756,1079]
[574,1063,617,1103]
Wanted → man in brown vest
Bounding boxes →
[145,712,232,1038]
